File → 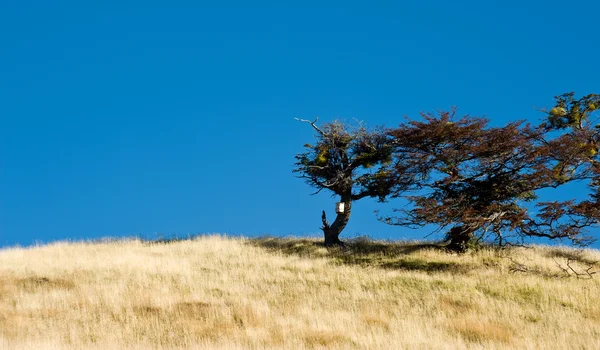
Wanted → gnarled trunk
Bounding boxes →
[445,225,474,253]
[321,195,352,246]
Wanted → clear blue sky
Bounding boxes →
[1,0,599,248]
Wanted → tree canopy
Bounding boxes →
[295,93,600,251]
[293,118,397,245]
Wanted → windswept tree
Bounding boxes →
[293,118,400,246]
[380,110,541,251]
[380,93,600,252]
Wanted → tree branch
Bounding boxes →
[351,190,373,201]
[295,117,327,137]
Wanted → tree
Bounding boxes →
[380,110,540,251]
[380,94,600,252]
[293,118,398,246]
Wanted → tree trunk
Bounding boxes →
[445,225,474,253]
[321,195,352,246]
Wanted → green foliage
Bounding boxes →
[545,92,600,130]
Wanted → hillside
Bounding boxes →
[1,235,599,349]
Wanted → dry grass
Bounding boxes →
[1,235,600,349]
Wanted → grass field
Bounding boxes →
[1,235,599,349]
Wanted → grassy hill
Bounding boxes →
[1,235,599,349]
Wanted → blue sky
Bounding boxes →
[1,0,599,248]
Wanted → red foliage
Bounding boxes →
[380,93,600,250]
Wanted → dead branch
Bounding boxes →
[507,257,530,274]
[553,257,599,279]
[295,117,327,137]
[506,256,565,278]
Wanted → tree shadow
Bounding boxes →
[249,236,472,274]
[139,234,204,246]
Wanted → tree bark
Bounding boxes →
[321,195,352,246]
[445,225,474,253]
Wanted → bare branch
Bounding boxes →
[295,117,327,137]
[310,187,325,196]
[553,257,599,279]
[508,257,529,274]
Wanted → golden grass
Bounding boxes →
[1,235,600,349]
